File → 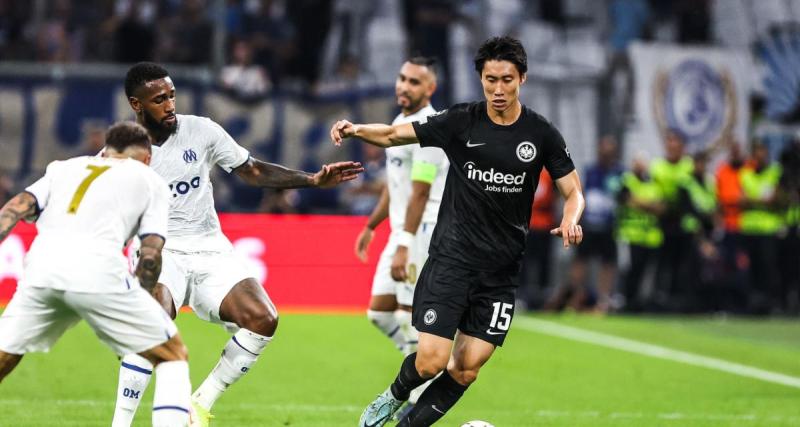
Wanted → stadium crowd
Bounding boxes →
[1,0,800,316]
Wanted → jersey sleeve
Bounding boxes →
[206,118,250,173]
[411,105,465,149]
[410,146,446,184]
[542,122,575,180]
[24,161,59,212]
[137,170,169,240]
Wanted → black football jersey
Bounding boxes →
[412,101,575,275]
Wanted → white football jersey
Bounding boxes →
[23,156,169,293]
[385,105,448,231]
[149,114,249,252]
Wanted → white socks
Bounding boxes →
[112,354,154,427]
[367,309,407,351]
[394,310,419,356]
[152,361,191,427]
[192,329,271,410]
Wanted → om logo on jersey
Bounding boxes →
[183,149,198,163]
[516,141,536,163]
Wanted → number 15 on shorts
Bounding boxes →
[489,302,513,332]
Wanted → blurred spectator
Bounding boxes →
[320,0,373,91]
[243,0,296,86]
[651,130,693,310]
[111,0,157,62]
[35,0,76,62]
[618,153,664,312]
[220,38,271,101]
[518,170,557,311]
[676,152,719,311]
[286,0,332,88]
[316,53,361,93]
[403,0,456,105]
[557,136,623,313]
[225,0,246,37]
[0,0,34,60]
[160,0,213,64]
[342,144,385,215]
[715,141,750,310]
[740,142,783,312]
[608,0,650,54]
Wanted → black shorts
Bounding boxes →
[412,259,516,346]
[576,230,617,263]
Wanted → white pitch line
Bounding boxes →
[514,317,800,390]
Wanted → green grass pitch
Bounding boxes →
[1,313,799,426]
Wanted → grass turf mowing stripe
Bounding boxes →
[515,317,800,389]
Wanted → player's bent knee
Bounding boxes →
[448,367,479,385]
[236,304,278,337]
[415,351,448,378]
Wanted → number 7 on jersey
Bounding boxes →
[67,165,111,214]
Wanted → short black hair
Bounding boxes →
[105,121,152,152]
[473,36,528,76]
[124,62,170,98]
[407,56,438,75]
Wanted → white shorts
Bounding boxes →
[0,285,177,356]
[159,249,256,324]
[371,223,435,306]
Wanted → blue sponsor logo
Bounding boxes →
[169,176,201,197]
[183,149,198,163]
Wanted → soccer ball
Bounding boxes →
[461,421,494,427]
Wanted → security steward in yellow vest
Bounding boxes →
[650,130,694,309]
[618,155,665,312]
[739,143,784,312]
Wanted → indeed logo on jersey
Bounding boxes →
[464,162,525,193]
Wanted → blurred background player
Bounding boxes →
[332,36,584,427]
[353,56,447,417]
[112,63,364,427]
[549,135,622,313]
[0,122,191,427]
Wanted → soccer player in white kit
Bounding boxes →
[354,58,447,413]
[112,62,364,427]
[0,122,192,427]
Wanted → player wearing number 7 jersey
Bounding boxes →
[0,122,192,427]
[332,37,585,426]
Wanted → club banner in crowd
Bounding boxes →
[626,42,752,160]
[0,214,390,311]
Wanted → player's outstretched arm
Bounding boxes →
[0,192,38,243]
[136,234,165,292]
[551,170,585,248]
[330,120,419,148]
[234,157,364,189]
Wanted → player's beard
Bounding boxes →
[398,93,423,114]
[141,110,178,142]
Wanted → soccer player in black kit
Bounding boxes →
[331,36,585,426]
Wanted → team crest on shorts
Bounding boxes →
[423,309,437,325]
[516,142,536,163]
